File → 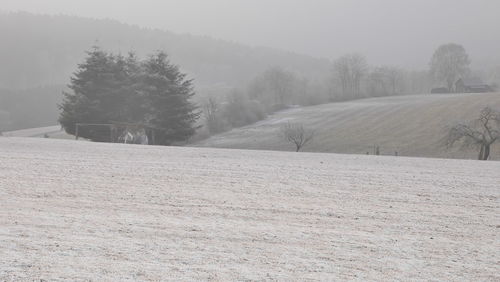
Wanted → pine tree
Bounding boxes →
[141,51,200,145]
[59,46,120,141]
[59,47,199,144]
[122,52,147,123]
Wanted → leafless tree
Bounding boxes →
[333,54,368,99]
[446,107,500,160]
[248,67,296,108]
[202,97,223,134]
[430,43,470,92]
[368,66,405,96]
[281,122,314,152]
[385,66,404,95]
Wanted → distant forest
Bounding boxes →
[0,85,62,131]
[0,12,330,131]
[0,12,330,89]
[1,12,498,133]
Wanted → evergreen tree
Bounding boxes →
[59,47,199,144]
[59,46,119,141]
[141,51,199,145]
[122,52,147,123]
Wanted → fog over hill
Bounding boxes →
[1,2,500,280]
[0,12,330,90]
[3,0,500,69]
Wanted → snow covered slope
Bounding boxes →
[2,125,62,137]
[0,137,498,280]
[195,93,500,160]
[2,125,73,140]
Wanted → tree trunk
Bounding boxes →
[483,144,490,160]
[478,144,485,160]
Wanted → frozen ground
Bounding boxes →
[195,93,500,160]
[2,125,74,140]
[0,137,499,281]
[2,126,62,138]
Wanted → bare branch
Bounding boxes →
[281,122,315,152]
[446,107,500,160]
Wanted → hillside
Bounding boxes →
[0,137,498,280]
[0,12,330,90]
[195,92,500,160]
[2,125,67,138]
[0,85,64,131]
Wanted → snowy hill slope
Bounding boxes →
[2,125,62,137]
[0,137,498,280]
[195,92,500,160]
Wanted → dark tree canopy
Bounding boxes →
[141,52,200,145]
[59,46,199,144]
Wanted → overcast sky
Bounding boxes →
[2,0,500,68]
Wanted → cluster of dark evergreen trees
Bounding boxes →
[59,47,199,145]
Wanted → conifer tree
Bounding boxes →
[59,46,118,141]
[141,51,199,145]
[59,47,199,144]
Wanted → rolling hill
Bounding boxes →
[0,12,330,90]
[1,125,71,139]
[0,85,64,131]
[195,92,500,160]
[0,12,330,131]
[0,137,498,280]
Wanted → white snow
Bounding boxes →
[2,126,62,137]
[195,93,500,159]
[0,137,499,281]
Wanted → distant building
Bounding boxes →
[455,78,493,93]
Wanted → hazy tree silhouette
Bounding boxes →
[59,47,199,144]
[446,107,499,160]
[281,122,315,152]
[430,43,470,92]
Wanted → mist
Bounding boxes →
[2,0,500,68]
[1,1,500,280]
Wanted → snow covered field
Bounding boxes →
[2,126,63,138]
[196,93,500,160]
[0,137,499,281]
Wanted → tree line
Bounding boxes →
[0,12,329,90]
[55,42,498,158]
[199,43,489,138]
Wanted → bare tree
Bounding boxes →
[385,66,405,95]
[281,122,314,152]
[369,66,405,96]
[333,56,351,98]
[367,67,388,96]
[446,107,500,160]
[333,54,368,99]
[202,97,224,134]
[248,67,296,108]
[430,43,470,92]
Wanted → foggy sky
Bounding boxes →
[2,0,500,69]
